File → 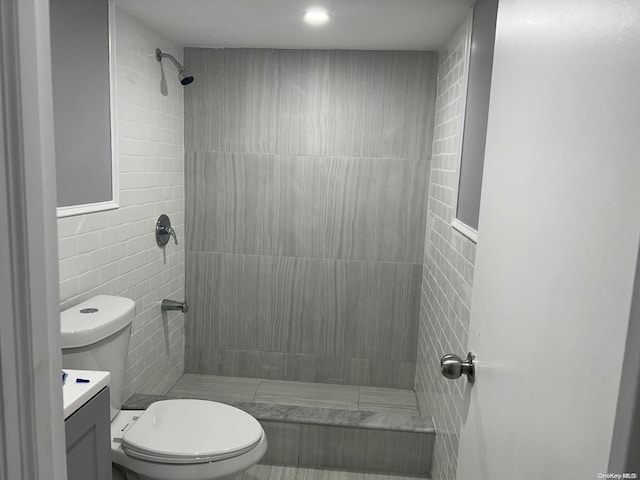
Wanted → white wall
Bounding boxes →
[414,14,474,480]
[57,8,185,400]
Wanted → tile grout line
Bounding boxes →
[253,379,266,403]
[186,250,424,267]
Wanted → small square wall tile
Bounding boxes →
[414,16,473,480]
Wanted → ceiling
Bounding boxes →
[113,0,475,51]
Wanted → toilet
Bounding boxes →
[61,295,267,480]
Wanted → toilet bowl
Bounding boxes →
[111,401,267,480]
[61,295,267,480]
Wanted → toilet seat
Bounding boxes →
[121,399,263,465]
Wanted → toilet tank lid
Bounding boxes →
[61,295,135,349]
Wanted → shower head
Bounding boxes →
[155,48,194,86]
[178,67,194,86]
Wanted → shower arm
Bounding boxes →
[156,48,184,71]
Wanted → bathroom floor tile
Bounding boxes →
[297,468,365,480]
[254,379,360,410]
[358,387,420,415]
[243,465,310,480]
[242,466,427,480]
[363,475,427,480]
[169,374,260,402]
[244,466,365,480]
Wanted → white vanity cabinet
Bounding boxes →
[63,370,112,480]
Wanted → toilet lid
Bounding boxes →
[121,399,263,464]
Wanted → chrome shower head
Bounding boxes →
[155,48,194,86]
[178,66,194,86]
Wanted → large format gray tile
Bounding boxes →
[169,373,260,402]
[368,360,417,392]
[185,151,276,259]
[297,425,431,476]
[185,253,422,360]
[184,347,416,389]
[186,253,340,357]
[241,466,426,480]
[339,261,421,362]
[185,252,266,352]
[363,429,433,476]
[185,152,429,263]
[255,380,359,411]
[185,253,421,363]
[259,422,301,466]
[122,393,166,410]
[184,48,279,155]
[326,50,437,160]
[184,49,437,160]
[240,464,278,480]
[296,468,365,480]
[364,475,427,480]
[359,387,420,415]
[298,425,366,472]
[182,48,222,154]
[271,50,332,157]
[183,254,235,350]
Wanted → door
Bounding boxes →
[455,0,640,479]
[0,0,67,479]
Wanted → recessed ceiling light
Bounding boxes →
[303,8,330,26]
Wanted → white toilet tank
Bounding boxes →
[61,295,135,420]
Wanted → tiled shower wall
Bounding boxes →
[183,49,437,388]
[57,9,185,401]
[414,17,475,480]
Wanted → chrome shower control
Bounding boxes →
[440,352,476,384]
[156,214,178,247]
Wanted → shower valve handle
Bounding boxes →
[156,214,178,247]
[159,225,178,245]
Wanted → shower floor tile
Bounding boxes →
[254,380,360,411]
[170,374,261,402]
[358,387,420,415]
[240,465,427,480]
[166,374,420,415]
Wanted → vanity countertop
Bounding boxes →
[63,369,110,419]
